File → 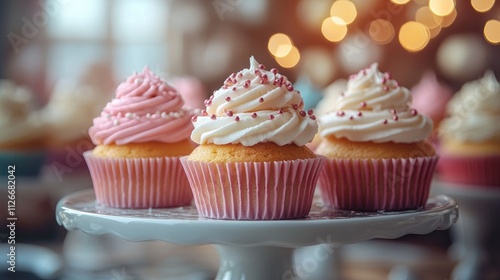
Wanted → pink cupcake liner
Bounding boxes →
[180,156,325,220]
[318,156,439,211]
[84,151,192,208]
[438,154,500,187]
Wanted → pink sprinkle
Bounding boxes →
[234,116,240,122]
[210,114,216,120]
[292,104,299,110]
[230,73,236,78]
[191,116,197,122]
[227,110,234,117]
[237,73,243,78]
[232,87,236,91]
[252,112,257,118]
[270,68,278,74]
[244,83,249,88]
[391,109,397,114]
[269,114,275,120]
[307,109,314,115]
[299,111,307,117]
[337,111,345,117]
[254,69,261,75]
[349,116,354,120]
[393,115,399,121]
[383,119,388,124]
[310,115,316,120]
[259,64,265,70]
[384,86,389,91]
[225,96,231,102]
[286,85,294,92]
[411,109,418,115]
[259,97,264,103]
[357,111,363,117]
[360,101,367,108]
[278,109,284,114]
[201,110,208,116]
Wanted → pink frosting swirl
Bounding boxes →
[89,67,193,145]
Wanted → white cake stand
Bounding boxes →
[56,190,458,280]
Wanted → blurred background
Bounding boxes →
[0,0,499,279]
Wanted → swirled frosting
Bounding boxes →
[89,67,194,145]
[190,56,318,146]
[0,80,45,146]
[439,71,500,143]
[319,63,433,143]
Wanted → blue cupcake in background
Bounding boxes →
[0,80,47,177]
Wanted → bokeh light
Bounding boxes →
[297,0,331,30]
[484,19,500,44]
[471,0,495,13]
[416,6,442,29]
[268,33,293,58]
[369,19,395,45]
[330,0,357,25]
[438,8,457,27]
[429,0,455,16]
[391,0,411,4]
[399,21,431,52]
[275,46,301,68]
[321,17,348,42]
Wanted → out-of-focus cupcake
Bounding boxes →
[0,80,47,177]
[85,67,195,208]
[170,76,207,111]
[181,56,325,220]
[316,63,438,211]
[438,71,500,187]
[411,71,453,134]
[40,81,112,173]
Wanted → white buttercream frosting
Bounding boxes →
[190,56,318,146]
[319,63,433,143]
[440,71,500,143]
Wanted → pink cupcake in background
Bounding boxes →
[181,56,324,220]
[170,76,208,111]
[411,71,453,133]
[438,71,500,187]
[85,67,195,208]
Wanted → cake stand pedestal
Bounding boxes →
[56,190,458,280]
[434,181,500,280]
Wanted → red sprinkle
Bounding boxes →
[227,111,234,117]
[225,96,231,102]
[201,110,208,116]
[232,87,236,91]
[259,97,264,103]
[357,111,363,117]
[269,114,275,120]
[278,109,284,114]
[349,116,354,120]
[254,69,261,75]
[360,101,367,108]
[393,115,399,121]
[391,109,397,114]
[411,109,418,115]
[286,84,294,92]
[337,111,345,117]
[270,68,278,74]
[292,104,299,110]
[259,64,265,70]
[237,73,243,78]
[252,112,257,118]
[234,116,240,122]
[210,114,216,120]
[299,111,307,117]
[310,115,316,120]
[307,109,314,116]
[383,119,388,124]
[191,115,197,122]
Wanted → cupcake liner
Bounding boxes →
[438,154,500,187]
[318,156,439,211]
[84,151,192,208]
[180,156,325,220]
[0,151,47,177]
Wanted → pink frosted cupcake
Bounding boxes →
[438,71,500,187]
[85,67,195,208]
[180,56,325,220]
[316,64,438,211]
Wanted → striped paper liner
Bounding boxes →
[438,154,500,188]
